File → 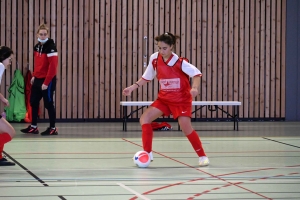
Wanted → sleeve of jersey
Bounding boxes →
[44,46,58,86]
[141,53,157,81]
[181,60,202,77]
[0,63,5,85]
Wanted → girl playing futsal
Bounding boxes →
[0,46,16,166]
[122,32,209,166]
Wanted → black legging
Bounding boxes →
[30,77,56,127]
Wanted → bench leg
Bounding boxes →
[123,106,127,132]
[233,106,236,130]
[233,105,239,131]
[236,105,239,131]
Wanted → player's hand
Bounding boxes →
[1,98,9,107]
[42,84,48,90]
[30,77,35,85]
[190,87,198,98]
[122,87,133,96]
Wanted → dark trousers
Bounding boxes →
[30,77,56,127]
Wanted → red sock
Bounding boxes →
[0,133,12,159]
[0,144,3,159]
[186,130,206,157]
[142,124,153,153]
[0,133,11,146]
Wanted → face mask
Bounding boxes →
[38,38,49,43]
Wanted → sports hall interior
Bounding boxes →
[1,0,300,199]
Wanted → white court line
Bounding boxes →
[117,183,150,200]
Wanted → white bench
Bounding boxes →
[120,101,242,131]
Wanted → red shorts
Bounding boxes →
[151,99,192,119]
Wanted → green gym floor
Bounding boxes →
[1,121,300,200]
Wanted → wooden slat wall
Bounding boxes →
[0,0,286,120]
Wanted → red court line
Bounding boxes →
[206,150,300,153]
[122,138,272,200]
[186,172,300,199]
[7,150,300,155]
[217,167,275,177]
[8,152,134,155]
[129,164,300,200]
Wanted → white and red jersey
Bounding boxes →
[0,62,5,84]
[142,52,201,105]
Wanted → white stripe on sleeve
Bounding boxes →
[182,60,201,77]
[141,52,158,81]
[0,63,5,85]
[47,52,58,57]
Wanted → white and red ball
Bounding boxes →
[133,151,151,168]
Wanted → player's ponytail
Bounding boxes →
[165,32,180,45]
[155,32,180,46]
[37,23,49,34]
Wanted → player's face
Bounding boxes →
[37,29,48,40]
[157,41,173,60]
[2,55,13,68]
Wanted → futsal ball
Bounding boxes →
[133,151,151,168]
